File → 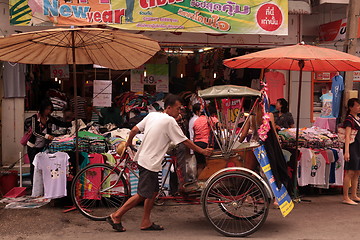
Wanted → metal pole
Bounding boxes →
[293,60,305,200]
[343,0,360,118]
[72,31,79,173]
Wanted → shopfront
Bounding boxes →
[0,0,305,167]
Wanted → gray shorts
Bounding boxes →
[137,165,159,199]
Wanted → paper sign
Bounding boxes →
[93,80,112,107]
[131,64,169,93]
[50,65,69,78]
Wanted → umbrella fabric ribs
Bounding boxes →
[0,28,160,70]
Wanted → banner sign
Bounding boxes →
[254,145,294,217]
[319,18,360,42]
[314,72,336,81]
[10,0,288,35]
[354,71,360,81]
[93,80,112,107]
[131,64,169,93]
[221,99,244,126]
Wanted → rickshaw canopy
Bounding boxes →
[198,85,261,99]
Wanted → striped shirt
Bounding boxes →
[70,96,87,120]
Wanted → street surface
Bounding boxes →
[0,194,359,240]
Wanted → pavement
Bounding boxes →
[0,193,360,240]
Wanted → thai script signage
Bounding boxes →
[10,0,288,35]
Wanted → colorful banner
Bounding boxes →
[254,145,294,217]
[10,0,288,35]
[221,98,244,127]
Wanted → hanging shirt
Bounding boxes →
[32,152,69,199]
[298,149,326,186]
[83,153,105,200]
[3,62,26,98]
[334,150,344,186]
[320,93,334,118]
[331,75,344,118]
[264,71,285,104]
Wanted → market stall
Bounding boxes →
[279,127,344,188]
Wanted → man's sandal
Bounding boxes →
[141,223,164,231]
[106,216,126,232]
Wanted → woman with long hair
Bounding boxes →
[342,98,360,205]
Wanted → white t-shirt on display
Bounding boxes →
[135,112,188,172]
[32,152,69,199]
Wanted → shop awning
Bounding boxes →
[198,85,261,99]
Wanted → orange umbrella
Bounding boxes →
[223,43,360,71]
[224,43,360,199]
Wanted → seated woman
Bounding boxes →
[273,98,294,131]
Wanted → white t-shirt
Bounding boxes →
[135,112,188,172]
[298,148,326,186]
[32,152,69,199]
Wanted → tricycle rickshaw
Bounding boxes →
[71,85,279,237]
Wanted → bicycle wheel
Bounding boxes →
[71,164,130,221]
[201,171,269,237]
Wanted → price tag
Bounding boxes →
[50,65,69,78]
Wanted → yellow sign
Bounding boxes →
[10,0,288,35]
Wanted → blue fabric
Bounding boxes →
[331,75,344,118]
[329,149,339,184]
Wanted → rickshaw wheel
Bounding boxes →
[201,171,269,237]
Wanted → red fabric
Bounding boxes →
[84,153,104,200]
[265,71,285,104]
[320,150,330,164]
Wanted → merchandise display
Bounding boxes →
[279,126,341,149]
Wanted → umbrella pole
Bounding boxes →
[293,60,305,201]
[72,31,79,174]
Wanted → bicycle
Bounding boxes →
[71,146,177,221]
[71,146,136,221]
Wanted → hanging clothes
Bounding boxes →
[263,124,291,190]
[32,152,69,199]
[264,71,285,104]
[3,62,26,98]
[331,75,344,118]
